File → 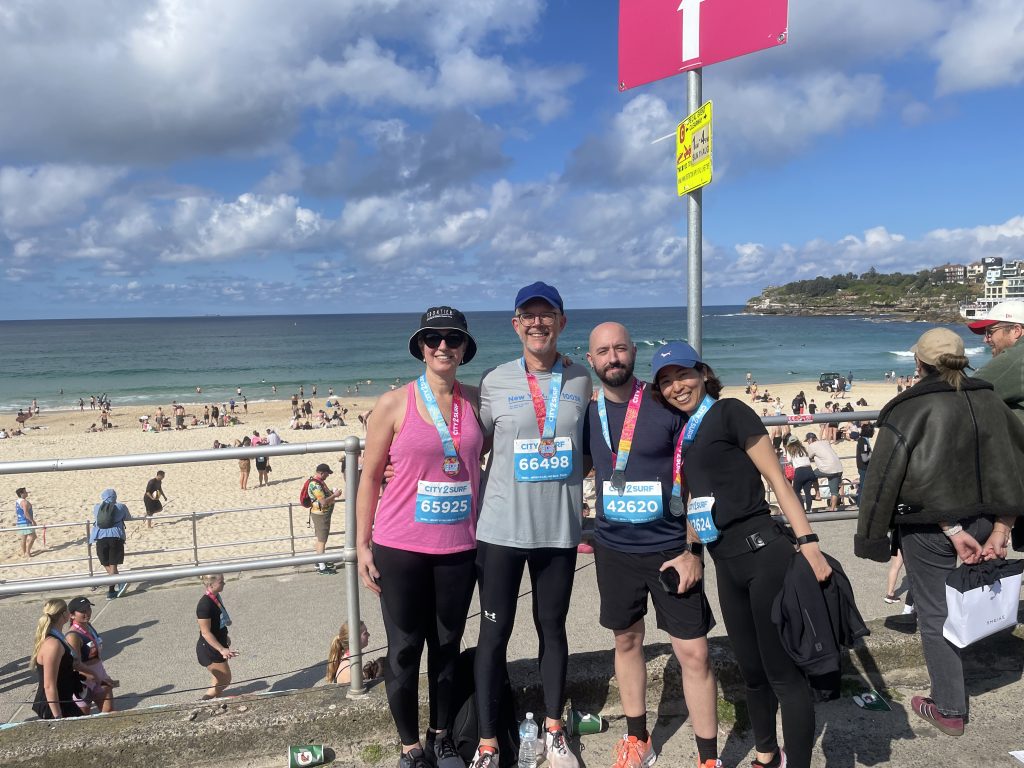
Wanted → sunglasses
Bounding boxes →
[420,330,467,349]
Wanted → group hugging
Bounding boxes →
[354,281,1024,768]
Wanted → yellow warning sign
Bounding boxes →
[676,100,712,197]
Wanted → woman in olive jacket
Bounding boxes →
[856,328,1024,737]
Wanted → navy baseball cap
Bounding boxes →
[514,282,563,313]
[651,341,703,380]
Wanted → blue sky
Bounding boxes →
[0,0,1022,319]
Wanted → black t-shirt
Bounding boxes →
[583,385,687,552]
[144,477,163,512]
[196,594,229,647]
[680,398,770,530]
[856,437,872,471]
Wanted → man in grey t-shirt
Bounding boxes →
[469,282,592,768]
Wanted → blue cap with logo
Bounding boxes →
[514,281,564,313]
[651,341,703,380]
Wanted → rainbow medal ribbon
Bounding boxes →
[670,394,716,516]
[597,379,645,494]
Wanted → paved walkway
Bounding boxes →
[1,519,1021,767]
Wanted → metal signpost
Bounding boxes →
[619,0,790,351]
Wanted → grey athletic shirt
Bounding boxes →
[478,358,593,549]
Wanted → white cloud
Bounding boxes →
[932,0,1024,94]
[0,0,570,164]
[0,165,124,230]
[161,193,323,263]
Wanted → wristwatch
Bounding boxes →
[796,533,819,546]
[684,541,704,557]
[942,524,963,538]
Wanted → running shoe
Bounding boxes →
[427,731,465,768]
[883,594,899,604]
[698,761,723,768]
[106,590,117,601]
[116,582,129,597]
[577,542,595,555]
[751,748,786,768]
[611,734,657,768]
[467,746,498,768]
[397,747,431,768]
[911,696,964,736]
[545,728,579,768]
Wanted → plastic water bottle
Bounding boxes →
[518,712,539,768]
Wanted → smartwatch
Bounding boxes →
[796,533,819,546]
[684,541,704,557]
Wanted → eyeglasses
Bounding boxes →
[421,331,467,349]
[515,311,560,325]
[984,323,1020,338]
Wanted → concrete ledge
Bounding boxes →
[3,617,1022,767]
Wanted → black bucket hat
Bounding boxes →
[408,306,477,365]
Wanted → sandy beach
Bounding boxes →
[1,378,901,581]
[1,396,375,580]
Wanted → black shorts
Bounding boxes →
[143,497,162,516]
[593,542,715,640]
[196,636,229,667]
[95,537,125,566]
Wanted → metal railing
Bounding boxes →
[0,502,343,582]
[0,436,369,694]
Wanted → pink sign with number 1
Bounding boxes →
[618,0,789,90]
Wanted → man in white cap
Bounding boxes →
[967,300,1024,423]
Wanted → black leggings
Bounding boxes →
[374,544,477,745]
[475,541,577,737]
[713,537,814,768]
[793,466,816,513]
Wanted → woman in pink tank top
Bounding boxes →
[356,306,485,768]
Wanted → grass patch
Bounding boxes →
[359,744,390,765]
[717,698,750,732]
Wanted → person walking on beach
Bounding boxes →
[967,300,1024,423]
[143,471,167,528]
[357,306,484,768]
[652,341,830,768]
[584,323,719,768]
[235,436,251,489]
[469,282,591,768]
[196,574,238,699]
[14,487,39,557]
[89,489,131,600]
[308,463,343,574]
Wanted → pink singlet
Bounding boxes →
[371,382,482,554]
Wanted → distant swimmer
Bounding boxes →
[195,386,202,394]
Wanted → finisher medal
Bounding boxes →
[669,496,685,516]
[609,469,627,494]
[442,457,461,477]
[538,438,557,458]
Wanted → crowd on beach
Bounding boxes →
[16,292,1024,768]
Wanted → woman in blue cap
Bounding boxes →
[651,341,830,768]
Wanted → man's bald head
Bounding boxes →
[587,322,636,388]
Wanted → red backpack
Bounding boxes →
[299,477,316,508]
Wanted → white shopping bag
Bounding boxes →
[943,559,1023,649]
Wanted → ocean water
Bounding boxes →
[0,307,986,411]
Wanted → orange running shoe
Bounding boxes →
[611,735,657,768]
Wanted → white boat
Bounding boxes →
[959,300,997,320]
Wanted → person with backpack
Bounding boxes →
[89,489,132,600]
[356,306,485,768]
[303,464,343,574]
